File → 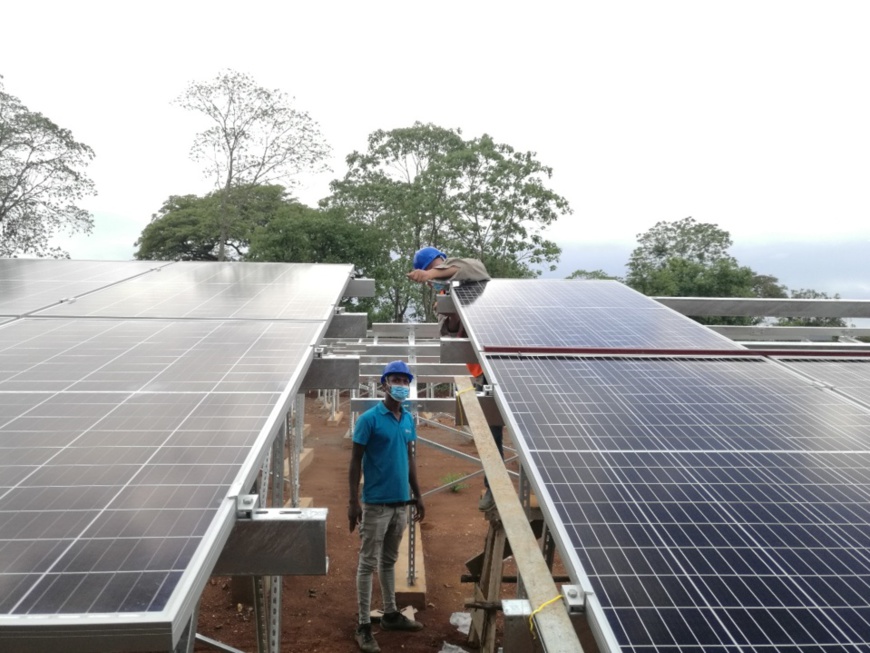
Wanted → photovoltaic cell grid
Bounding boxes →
[452,280,743,351]
[0,259,167,316]
[0,259,353,649]
[36,261,353,321]
[486,356,870,653]
[0,317,324,618]
[777,359,870,409]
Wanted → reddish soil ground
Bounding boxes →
[194,395,520,653]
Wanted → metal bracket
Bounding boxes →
[213,508,328,576]
[236,494,258,517]
[562,585,585,613]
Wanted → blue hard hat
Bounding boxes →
[380,360,414,384]
[413,246,446,271]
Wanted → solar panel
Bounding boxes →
[452,280,742,351]
[37,261,353,321]
[776,358,870,409]
[0,259,167,316]
[0,259,351,650]
[485,355,870,653]
[0,317,322,628]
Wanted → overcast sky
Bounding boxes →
[2,1,868,295]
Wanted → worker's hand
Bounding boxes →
[411,497,425,523]
[407,269,432,283]
[348,501,362,532]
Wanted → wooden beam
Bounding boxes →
[454,376,584,653]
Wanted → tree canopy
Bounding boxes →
[173,70,331,260]
[324,122,572,321]
[135,185,289,261]
[0,76,95,257]
[624,217,791,325]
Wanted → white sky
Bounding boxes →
[2,1,869,288]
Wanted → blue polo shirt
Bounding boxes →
[353,402,416,504]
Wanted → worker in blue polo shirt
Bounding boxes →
[348,360,425,653]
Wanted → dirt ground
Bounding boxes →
[193,394,522,653]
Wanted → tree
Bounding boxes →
[0,76,95,257]
[626,217,735,293]
[173,70,331,260]
[324,122,572,321]
[247,205,390,322]
[625,217,790,325]
[566,269,622,281]
[775,288,850,327]
[135,185,290,260]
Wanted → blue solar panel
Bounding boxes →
[452,280,742,351]
[0,258,352,650]
[777,358,870,409]
[0,318,322,623]
[485,355,870,653]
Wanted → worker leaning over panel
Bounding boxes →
[407,247,504,512]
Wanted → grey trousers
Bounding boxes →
[356,503,407,625]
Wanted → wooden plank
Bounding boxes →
[455,376,584,653]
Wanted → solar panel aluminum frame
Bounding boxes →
[0,274,350,652]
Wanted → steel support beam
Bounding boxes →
[325,313,368,338]
[300,356,360,389]
[344,278,375,297]
[371,322,441,338]
[440,337,478,364]
[656,296,870,318]
[710,325,870,341]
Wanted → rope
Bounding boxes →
[456,386,477,397]
[529,595,563,638]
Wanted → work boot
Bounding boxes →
[355,623,380,653]
[381,610,423,631]
[478,488,495,511]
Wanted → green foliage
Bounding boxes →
[173,69,331,260]
[625,217,793,325]
[566,269,622,281]
[775,288,850,327]
[324,122,571,321]
[626,217,735,293]
[438,472,468,493]
[0,76,95,257]
[134,185,290,261]
[247,205,391,321]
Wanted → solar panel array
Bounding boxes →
[454,280,870,653]
[452,280,742,351]
[0,261,352,651]
[0,259,168,316]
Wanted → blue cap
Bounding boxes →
[380,360,414,384]
[413,246,446,271]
